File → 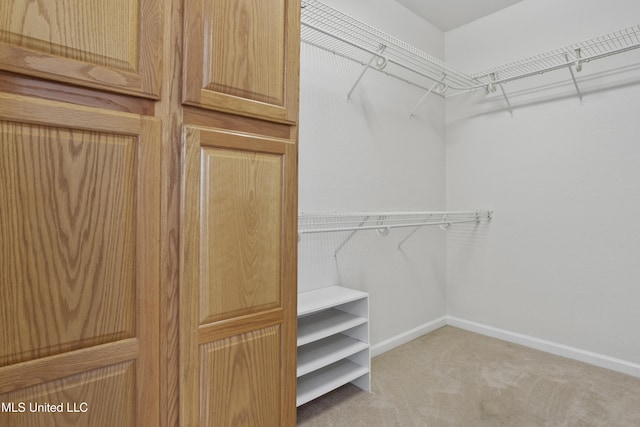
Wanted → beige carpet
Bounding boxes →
[297,326,640,426]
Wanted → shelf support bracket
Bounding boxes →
[334,216,369,258]
[488,73,513,116]
[499,84,514,116]
[565,52,584,104]
[409,74,446,118]
[347,45,386,101]
[397,226,421,250]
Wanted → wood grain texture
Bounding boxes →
[135,117,161,426]
[0,96,160,426]
[0,120,137,366]
[182,0,300,124]
[179,126,202,427]
[156,0,184,425]
[281,135,299,426]
[204,0,284,105]
[199,326,281,427]
[198,308,284,344]
[0,361,136,427]
[183,106,291,140]
[0,338,138,395]
[199,147,283,324]
[0,71,155,115]
[181,124,297,426]
[0,92,142,135]
[0,0,162,97]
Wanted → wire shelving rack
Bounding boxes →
[299,210,492,234]
[299,210,493,255]
[301,0,640,106]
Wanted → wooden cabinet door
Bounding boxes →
[0,93,160,426]
[180,126,297,426]
[0,0,162,98]
[183,0,300,123]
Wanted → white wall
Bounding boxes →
[298,0,448,347]
[445,0,640,364]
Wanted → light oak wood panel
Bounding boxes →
[199,326,281,427]
[0,95,160,426]
[0,121,137,366]
[0,339,138,395]
[156,0,184,425]
[183,106,291,140]
[204,0,285,104]
[198,309,284,344]
[0,0,162,97]
[0,71,155,116]
[0,361,136,427]
[180,124,297,426]
[183,0,300,123]
[199,147,282,324]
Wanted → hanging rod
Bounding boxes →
[301,0,640,96]
[298,210,493,234]
[299,210,493,258]
[301,0,479,94]
[470,26,640,89]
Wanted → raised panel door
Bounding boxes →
[0,0,162,97]
[183,0,300,123]
[180,125,297,426]
[0,93,159,426]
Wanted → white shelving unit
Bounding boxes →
[297,286,371,407]
[301,0,640,108]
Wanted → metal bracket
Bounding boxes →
[397,226,421,250]
[334,216,369,258]
[409,74,447,118]
[488,72,513,116]
[347,45,387,101]
[565,51,584,104]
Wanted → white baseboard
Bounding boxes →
[447,316,640,378]
[370,316,447,357]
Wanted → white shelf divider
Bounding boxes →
[298,285,369,315]
[298,334,370,377]
[297,359,370,407]
[297,309,367,347]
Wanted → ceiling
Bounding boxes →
[395,0,525,31]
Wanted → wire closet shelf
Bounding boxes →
[298,210,493,235]
[301,0,640,95]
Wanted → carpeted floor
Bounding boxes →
[297,326,640,426]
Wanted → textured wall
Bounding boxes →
[298,0,448,347]
[445,0,640,364]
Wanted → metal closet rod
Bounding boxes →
[298,210,493,234]
[464,43,640,90]
[303,19,640,93]
[301,0,640,97]
[298,210,493,257]
[301,21,475,91]
[299,218,479,234]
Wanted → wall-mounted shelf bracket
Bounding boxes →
[334,216,369,258]
[302,1,640,101]
[299,210,493,255]
[488,72,514,116]
[565,50,584,104]
[347,45,387,101]
[397,226,420,250]
[409,74,447,118]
